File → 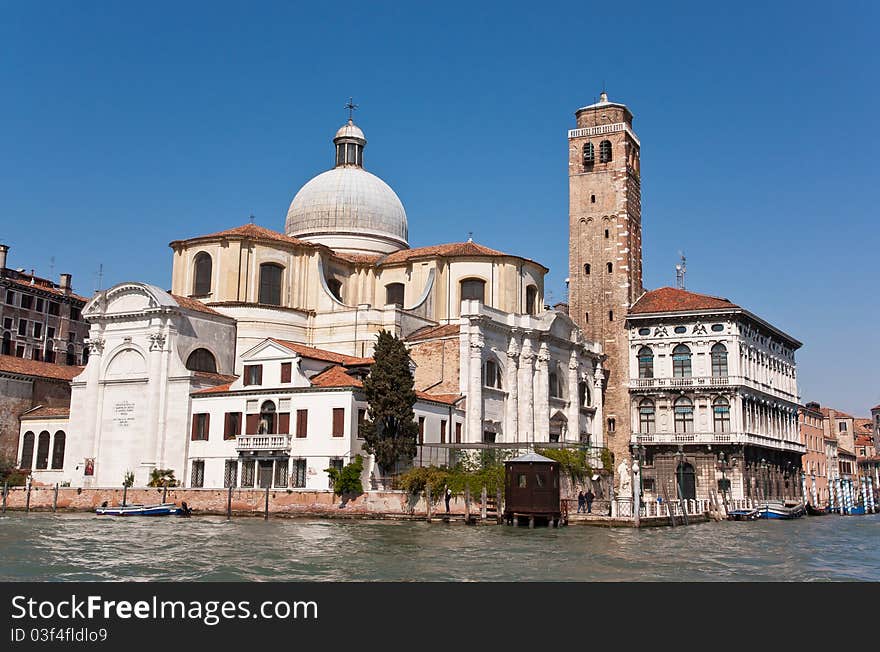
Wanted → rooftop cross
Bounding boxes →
[345,97,359,121]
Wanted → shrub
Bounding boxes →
[326,455,364,496]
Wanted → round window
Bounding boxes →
[638,328,650,336]
[711,324,724,332]
[674,326,687,334]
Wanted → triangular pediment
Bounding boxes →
[241,339,301,363]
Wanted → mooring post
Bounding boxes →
[162,485,168,503]
[264,485,270,521]
[426,485,432,522]
[2,482,7,513]
[481,486,487,521]
[464,483,471,522]
[528,515,535,529]
[53,483,59,513]
[496,487,503,524]
[122,485,128,508]
[227,485,233,520]
[25,481,31,514]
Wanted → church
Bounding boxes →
[18,112,605,490]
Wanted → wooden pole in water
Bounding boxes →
[496,486,503,524]
[227,485,233,520]
[162,485,167,503]
[264,485,270,521]
[426,485,432,522]
[52,483,58,513]
[2,482,7,513]
[122,485,127,508]
[481,486,487,521]
[464,484,471,522]
[25,481,31,514]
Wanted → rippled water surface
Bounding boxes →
[1,513,878,581]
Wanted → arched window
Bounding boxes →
[607,262,613,273]
[582,142,595,168]
[460,278,485,303]
[258,263,283,305]
[599,140,612,163]
[1,331,10,356]
[638,346,654,379]
[525,285,538,315]
[186,348,217,373]
[579,381,590,407]
[385,283,405,307]
[639,399,656,433]
[674,397,694,433]
[713,397,730,433]
[82,346,90,365]
[672,344,692,378]
[36,431,50,469]
[193,252,212,296]
[20,431,34,469]
[483,359,502,389]
[327,279,343,302]
[51,431,66,469]
[259,400,276,435]
[66,343,75,366]
[548,371,561,398]
[583,263,591,275]
[711,343,728,377]
[45,341,55,364]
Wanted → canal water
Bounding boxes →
[1,513,878,581]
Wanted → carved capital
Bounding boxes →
[536,342,550,365]
[86,338,105,354]
[148,332,167,352]
[506,338,520,359]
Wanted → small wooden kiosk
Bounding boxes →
[504,452,562,527]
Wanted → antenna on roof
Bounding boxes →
[675,252,687,290]
[249,213,255,224]
[49,256,55,278]
[96,264,104,293]
[467,231,473,243]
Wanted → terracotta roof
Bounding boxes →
[838,447,856,457]
[310,365,363,388]
[332,252,383,265]
[192,371,238,383]
[3,275,88,303]
[21,406,70,419]
[855,434,874,446]
[170,223,311,249]
[0,355,83,381]
[405,324,461,342]
[630,287,740,314]
[416,392,461,406]
[819,407,854,420]
[270,339,373,366]
[169,294,226,317]
[378,241,547,270]
[854,418,872,431]
[192,382,234,395]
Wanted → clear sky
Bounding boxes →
[1,2,877,415]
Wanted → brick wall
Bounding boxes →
[407,336,460,394]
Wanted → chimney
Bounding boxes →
[0,244,7,270]
[59,273,72,293]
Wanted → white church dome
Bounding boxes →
[285,119,408,255]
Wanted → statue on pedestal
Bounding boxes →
[617,459,632,497]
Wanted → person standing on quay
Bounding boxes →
[585,489,595,514]
[577,490,585,513]
[445,485,452,513]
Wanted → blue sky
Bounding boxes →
[1,2,877,415]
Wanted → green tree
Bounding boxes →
[325,455,364,496]
[147,468,179,488]
[122,471,135,488]
[360,330,419,477]
[0,455,28,486]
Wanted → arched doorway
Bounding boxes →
[676,462,696,500]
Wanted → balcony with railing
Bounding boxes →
[629,375,797,401]
[631,431,805,453]
[235,434,292,453]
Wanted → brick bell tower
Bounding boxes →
[568,91,644,481]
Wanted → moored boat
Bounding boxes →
[727,508,760,521]
[95,503,182,516]
[756,501,805,519]
[806,503,828,516]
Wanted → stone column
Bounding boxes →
[518,336,535,442]
[467,329,484,443]
[534,342,550,443]
[506,336,519,442]
[567,349,580,443]
[592,363,605,449]
[82,336,105,483]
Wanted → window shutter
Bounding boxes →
[440,420,446,444]
[281,362,292,383]
[224,413,231,437]
[191,414,199,440]
[278,412,290,434]
[246,414,260,435]
[204,413,210,440]
[256,365,263,385]
[332,408,344,437]
[455,423,462,444]
[296,409,308,438]
[235,412,242,436]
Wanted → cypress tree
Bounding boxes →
[360,330,419,477]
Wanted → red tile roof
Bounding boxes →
[169,223,311,249]
[271,340,373,366]
[332,252,383,265]
[0,355,83,381]
[4,276,88,303]
[170,294,226,317]
[819,407,854,420]
[310,365,363,388]
[405,324,461,342]
[20,406,70,419]
[192,371,238,383]
[192,382,234,395]
[630,287,740,314]
[416,392,461,406]
[378,241,547,270]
